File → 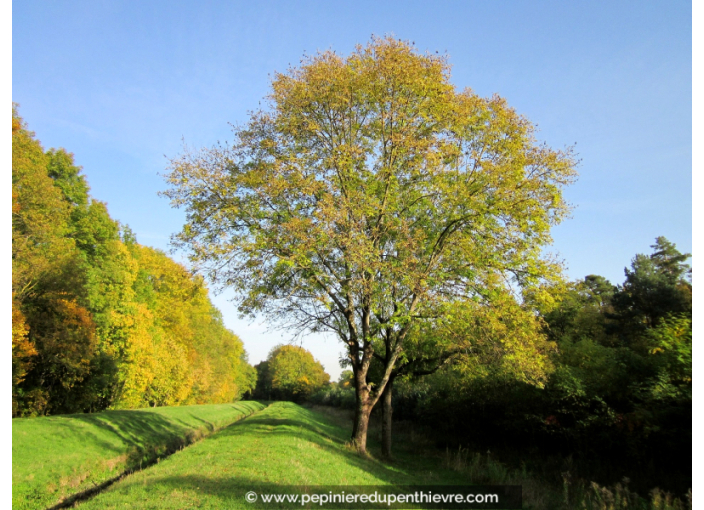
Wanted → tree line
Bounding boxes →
[12,106,257,417]
[311,237,692,493]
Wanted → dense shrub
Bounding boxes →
[252,345,330,402]
[309,384,355,409]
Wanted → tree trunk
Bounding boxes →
[351,368,372,454]
[381,375,394,459]
[352,402,371,453]
[351,392,359,440]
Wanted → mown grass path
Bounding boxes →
[76,402,471,509]
[13,401,266,510]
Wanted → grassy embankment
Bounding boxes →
[15,401,690,510]
[76,402,476,509]
[12,401,265,510]
[76,402,691,510]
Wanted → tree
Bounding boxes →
[372,323,459,459]
[164,36,577,453]
[12,106,75,303]
[12,294,36,415]
[543,275,617,348]
[611,237,691,341]
[376,288,556,457]
[253,345,329,401]
[338,370,354,388]
[12,106,96,415]
[46,148,90,208]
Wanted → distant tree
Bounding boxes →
[116,244,257,408]
[252,360,272,399]
[254,345,330,402]
[611,237,691,341]
[163,37,577,453]
[338,370,354,388]
[543,275,617,347]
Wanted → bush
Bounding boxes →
[308,383,355,409]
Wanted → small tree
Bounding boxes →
[164,36,576,453]
[254,345,330,402]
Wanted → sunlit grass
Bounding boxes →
[12,401,265,510]
[76,402,472,509]
[18,400,683,509]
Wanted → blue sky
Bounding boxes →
[12,1,692,380]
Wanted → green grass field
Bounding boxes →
[74,402,472,509]
[14,401,689,510]
[12,401,265,510]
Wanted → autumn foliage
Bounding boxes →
[163,37,577,453]
[253,345,330,402]
[11,106,256,416]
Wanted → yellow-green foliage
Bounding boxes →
[163,37,577,451]
[116,244,256,408]
[254,345,330,401]
[11,106,256,416]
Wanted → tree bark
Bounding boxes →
[351,389,360,440]
[349,322,408,454]
[352,400,371,453]
[381,375,394,459]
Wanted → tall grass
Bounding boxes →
[440,446,692,510]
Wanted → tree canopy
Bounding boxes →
[164,36,577,452]
[253,345,330,402]
[12,106,256,416]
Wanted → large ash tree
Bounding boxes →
[164,37,577,454]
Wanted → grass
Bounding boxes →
[15,401,690,509]
[12,400,265,510]
[438,446,691,510]
[75,402,475,509]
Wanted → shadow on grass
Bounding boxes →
[34,402,266,510]
[65,402,265,468]
[231,404,446,480]
[183,403,434,484]
[75,402,486,509]
[119,473,484,510]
